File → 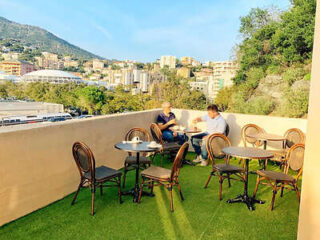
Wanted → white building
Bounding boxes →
[133,69,141,83]
[21,70,83,84]
[160,56,176,69]
[141,72,149,92]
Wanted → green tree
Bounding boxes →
[76,86,106,114]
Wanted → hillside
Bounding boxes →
[0,16,102,60]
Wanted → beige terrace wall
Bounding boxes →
[297,0,320,239]
[0,109,161,226]
[173,109,307,150]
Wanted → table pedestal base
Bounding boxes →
[122,186,155,203]
[226,194,265,211]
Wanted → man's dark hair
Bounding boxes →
[207,104,219,112]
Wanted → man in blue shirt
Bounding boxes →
[156,102,187,145]
[191,104,227,166]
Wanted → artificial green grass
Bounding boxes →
[0,153,300,240]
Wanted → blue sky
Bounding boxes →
[0,0,290,62]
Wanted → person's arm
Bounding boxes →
[192,115,207,124]
[158,118,177,131]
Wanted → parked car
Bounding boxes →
[77,115,93,119]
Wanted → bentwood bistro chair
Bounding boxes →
[122,127,153,188]
[253,143,305,210]
[150,123,181,166]
[204,133,244,200]
[241,123,264,148]
[71,142,122,215]
[138,142,189,212]
[269,128,305,167]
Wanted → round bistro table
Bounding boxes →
[246,132,286,150]
[222,146,274,211]
[115,141,161,202]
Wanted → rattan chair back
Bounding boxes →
[72,142,95,180]
[150,123,164,145]
[285,143,305,177]
[284,128,305,148]
[241,124,263,147]
[125,127,151,142]
[206,133,231,165]
[170,143,189,181]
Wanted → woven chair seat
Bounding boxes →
[213,164,244,173]
[257,170,295,182]
[125,156,151,164]
[84,166,121,181]
[141,166,171,180]
[163,142,181,150]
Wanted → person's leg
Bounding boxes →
[176,133,188,145]
[191,133,208,155]
[200,137,209,166]
[162,130,174,142]
[191,133,204,156]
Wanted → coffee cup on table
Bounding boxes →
[132,136,140,143]
[150,141,157,147]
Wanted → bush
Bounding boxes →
[282,67,306,86]
[214,87,234,111]
[277,88,309,118]
[266,65,281,74]
[246,67,265,89]
[304,73,311,81]
[245,96,275,115]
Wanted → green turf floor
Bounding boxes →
[0,153,300,240]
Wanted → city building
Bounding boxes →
[64,60,79,68]
[0,60,37,76]
[21,69,82,84]
[141,72,149,92]
[36,52,63,70]
[176,67,190,78]
[180,56,194,66]
[189,81,208,95]
[0,71,20,83]
[0,101,64,117]
[92,59,104,71]
[192,60,201,67]
[160,56,176,69]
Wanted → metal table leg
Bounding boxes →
[227,158,265,210]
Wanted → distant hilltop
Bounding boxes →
[0,16,103,60]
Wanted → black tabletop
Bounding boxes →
[222,146,274,160]
[114,141,161,153]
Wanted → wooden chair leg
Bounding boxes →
[138,177,145,203]
[271,185,278,211]
[118,176,122,204]
[150,181,154,195]
[280,185,284,197]
[71,182,82,205]
[218,176,223,200]
[176,182,184,201]
[169,185,174,212]
[294,184,300,202]
[91,185,96,216]
[100,185,103,196]
[227,173,231,188]
[253,175,260,200]
[123,164,128,188]
[204,172,213,188]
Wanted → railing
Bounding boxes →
[0,108,307,226]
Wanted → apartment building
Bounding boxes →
[92,59,104,71]
[0,60,37,76]
[180,56,194,66]
[160,56,176,69]
[176,67,190,78]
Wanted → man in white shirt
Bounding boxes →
[191,104,227,166]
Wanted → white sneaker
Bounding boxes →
[193,155,201,163]
[200,159,209,166]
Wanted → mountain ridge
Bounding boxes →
[0,16,104,60]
